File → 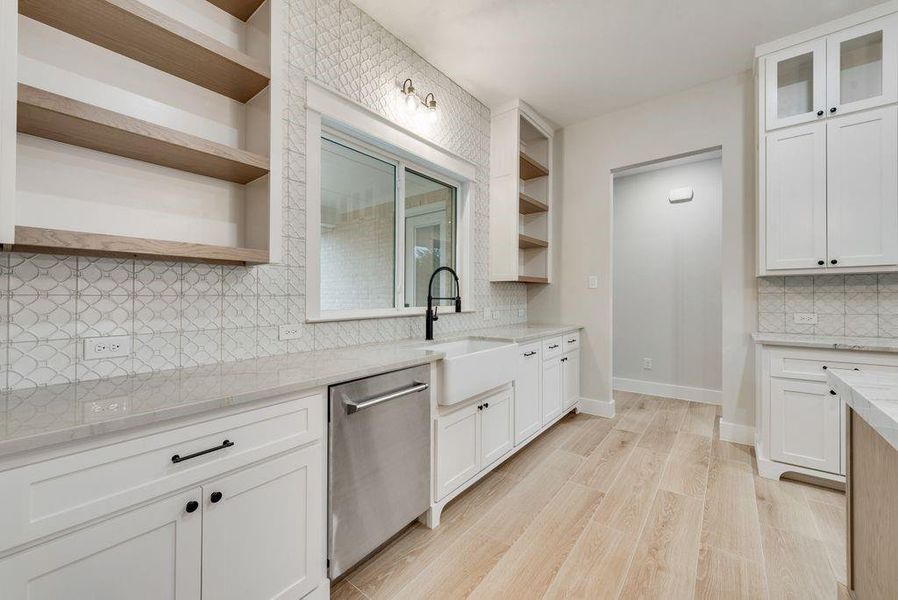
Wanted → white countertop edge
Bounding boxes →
[752,332,898,353]
[828,369,898,453]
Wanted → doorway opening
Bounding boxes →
[611,148,723,404]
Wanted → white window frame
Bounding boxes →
[305,79,475,323]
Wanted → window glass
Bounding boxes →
[404,170,457,307]
[776,52,814,119]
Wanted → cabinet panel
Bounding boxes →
[769,378,841,474]
[480,388,513,468]
[515,343,542,445]
[435,403,480,500]
[827,106,898,268]
[0,489,202,600]
[562,351,580,410]
[542,357,563,424]
[765,39,827,130]
[202,446,322,600]
[765,121,827,270]
[826,15,898,116]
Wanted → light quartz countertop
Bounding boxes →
[0,323,581,458]
[828,369,898,452]
[752,332,898,353]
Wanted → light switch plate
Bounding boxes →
[793,313,818,325]
[82,336,131,360]
[588,276,598,289]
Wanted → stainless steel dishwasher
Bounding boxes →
[328,365,431,579]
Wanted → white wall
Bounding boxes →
[612,156,722,401]
[528,71,757,431]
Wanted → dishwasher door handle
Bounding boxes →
[343,382,429,414]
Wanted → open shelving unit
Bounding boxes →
[489,100,554,283]
[0,0,282,265]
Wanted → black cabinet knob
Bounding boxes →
[830,390,837,395]
[477,405,483,410]
[831,259,838,265]
[210,491,223,503]
[817,260,825,265]
[483,403,489,409]
[817,110,824,116]
[830,107,837,113]
[186,500,199,513]
[822,365,828,370]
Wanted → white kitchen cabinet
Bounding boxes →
[764,39,827,131]
[542,357,563,424]
[826,106,898,268]
[562,351,580,410]
[202,446,322,600]
[480,388,514,467]
[765,122,827,270]
[826,16,898,117]
[514,343,542,445]
[0,489,203,600]
[435,402,480,500]
[769,378,842,475]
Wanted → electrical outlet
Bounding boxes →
[643,357,653,370]
[491,308,501,320]
[793,313,818,325]
[279,324,304,340]
[83,396,129,422]
[82,336,131,360]
[588,276,598,289]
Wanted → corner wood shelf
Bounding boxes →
[518,234,549,250]
[19,0,270,103]
[520,151,549,181]
[13,227,269,266]
[206,0,266,21]
[18,84,270,184]
[519,192,548,215]
[517,276,548,284]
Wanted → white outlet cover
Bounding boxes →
[588,276,598,289]
[793,313,818,325]
[83,396,129,422]
[279,324,304,340]
[82,336,131,360]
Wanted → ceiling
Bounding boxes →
[353,0,885,126]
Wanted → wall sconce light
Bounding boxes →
[668,186,694,203]
[401,79,439,123]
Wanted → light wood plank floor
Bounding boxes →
[332,392,846,600]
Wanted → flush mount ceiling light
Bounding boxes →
[668,186,694,203]
[401,79,439,123]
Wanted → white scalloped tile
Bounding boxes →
[814,292,845,315]
[815,313,845,336]
[784,276,814,291]
[134,261,181,296]
[182,296,223,332]
[784,292,814,313]
[180,330,222,367]
[134,295,181,335]
[222,328,258,362]
[758,312,785,334]
[845,291,877,315]
[314,320,359,350]
[76,355,131,382]
[77,294,133,338]
[845,314,878,337]
[844,274,876,291]
[8,340,77,389]
[758,293,784,313]
[879,273,898,293]
[133,333,181,374]
[183,264,223,295]
[257,326,290,357]
[9,254,78,295]
[223,266,257,296]
[8,294,77,342]
[223,296,258,329]
[813,275,844,293]
[78,257,133,296]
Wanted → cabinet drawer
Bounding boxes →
[768,347,898,382]
[0,392,323,554]
[562,331,580,352]
[542,336,563,360]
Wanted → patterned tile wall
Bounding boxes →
[758,274,898,337]
[0,0,528,391]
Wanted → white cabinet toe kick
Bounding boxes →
[426,331,582,529]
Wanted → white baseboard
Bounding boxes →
[579,397,615,418]
[719,419,756,445]
[612,377,721,405]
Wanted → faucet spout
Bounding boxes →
[425,266,461,341]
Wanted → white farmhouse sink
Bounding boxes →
[423,338,518,406]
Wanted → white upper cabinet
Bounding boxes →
[827,106,898,268]
[765,40,827,131]
[765,122,827,270]
[826,16,898,117]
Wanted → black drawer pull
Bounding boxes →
[524,351,537,357]
[830,390,837,395]
[567,339,576,343]
[172,440,234,464]
[548,344,559,349]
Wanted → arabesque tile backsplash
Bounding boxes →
[0,0,528,391]
[758,274,898,337]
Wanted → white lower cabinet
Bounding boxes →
[562,351,580,410]
[435,403,481,500]
[769,378,842,474]
[514,343,542,444]
[542,357,563,423]
[202,446,322,600]
[480,388,514,467]
[0,489,203,599]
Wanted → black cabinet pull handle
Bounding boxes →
[831,259,838,265]
[817,260,825,265]
[817,110,824,116]
[210,491,223,504]
[830,107,837,113]
[185,500,199,513]
[822,365,827,370]
[830,390,837,395]
[524,351,537,357]
[172,440,234,464]
[567,339,576,343]
[854,367,860,371]
[549,344,559,349]
[484,402,489,409]
[477,404,483,410]
[561,357,568,362]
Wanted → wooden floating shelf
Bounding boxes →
[18,84,270,184]
[19,0,271,102]
[519,192,548,214]
[206,0,266,21]
[517,276,549,284]
[13,227,269,265]
[520,151,549,180]
[518,234,549,249]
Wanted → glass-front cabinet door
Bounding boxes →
[765,39,827,131]
[826,16,898,117]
